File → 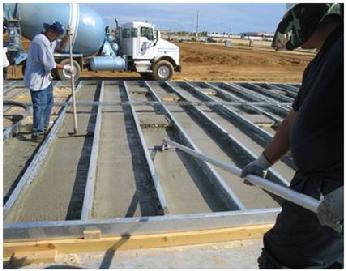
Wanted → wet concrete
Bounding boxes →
[3,86,38,201]
[3,139,38,202]
[170,82,295,182]
[4,80,298,224]
[5,85,99,223]
[127,82,228,214]
[3,86,71,204]
[148,81,292,209]
[91,83,159,219]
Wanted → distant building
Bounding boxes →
[240,32,274,41]
[207,32,230,38]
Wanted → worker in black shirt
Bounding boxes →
[241,3,343,268]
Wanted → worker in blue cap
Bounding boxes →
[24,21,73,142]
[241,3,343,268]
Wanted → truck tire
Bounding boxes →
[57,59,81,81]
[153,60,173,81]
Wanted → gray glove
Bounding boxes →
[241,153,272,185]
[317,186,343,233]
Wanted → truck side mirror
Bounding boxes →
[154,30,160,45]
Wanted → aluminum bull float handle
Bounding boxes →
[68,26,78,134]
[163,138,320,213]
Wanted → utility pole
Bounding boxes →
[191,13,195,38]
[195,11,199,42]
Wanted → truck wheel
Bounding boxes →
[57,59,81,81]
[153,60,173,81]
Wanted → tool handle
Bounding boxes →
[164,138,320,213]
[69,26,78,132]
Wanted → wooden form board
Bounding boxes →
[4,224,272,265]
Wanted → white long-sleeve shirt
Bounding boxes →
[24,33,57,91]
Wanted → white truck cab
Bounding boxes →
[120,21,180,80]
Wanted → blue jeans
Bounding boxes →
[30,84,53,135]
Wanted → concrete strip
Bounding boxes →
[179,82,295,179]
[145,82,244,211]
[164,82,292,208]
[260,83,297,98]
[91,82,159,219]
[4,82,84,213]
[201,82,283,123]
[241,82,294,103]
[273,83,300,93]
[133,81,230,213]
[124,81,168,214]
[229,84,291,116]
[81,82,104,221]
[218,82,290,112]
[5,84,98,223]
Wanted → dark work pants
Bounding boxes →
[258,171,343,268]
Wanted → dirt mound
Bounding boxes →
[176,42,314,82]
[180,43,308,67]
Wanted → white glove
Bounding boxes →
[241,153,272,185]
[317,186,343,233]
[63,64,75,74]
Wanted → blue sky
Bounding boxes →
[84,3,286,34]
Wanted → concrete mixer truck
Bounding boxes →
[3,3,181,81]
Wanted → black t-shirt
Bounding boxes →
[290,26,343,180]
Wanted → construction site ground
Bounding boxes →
[8,39,314,82]
[3,40,311,268]
[15,239,262,269]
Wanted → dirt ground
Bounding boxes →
[175,42,313,82]
[8,39,314,83]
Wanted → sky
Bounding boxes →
[84,3,286,34]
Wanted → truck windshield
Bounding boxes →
[140,27,154,41]
[122,28,138,38]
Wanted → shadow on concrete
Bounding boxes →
[99,217,150,269]
[99,234,131,269]
[125,192,139,218]
[65,82,100,220]
[120,83,161,217]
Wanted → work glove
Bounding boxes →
[317,186,344,233]
[63,64,75,74]
[240,153,272,185]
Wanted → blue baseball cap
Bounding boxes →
[43,21,65,35]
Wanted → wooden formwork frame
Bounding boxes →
[3,80,300,266]
[4,209,279,265]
